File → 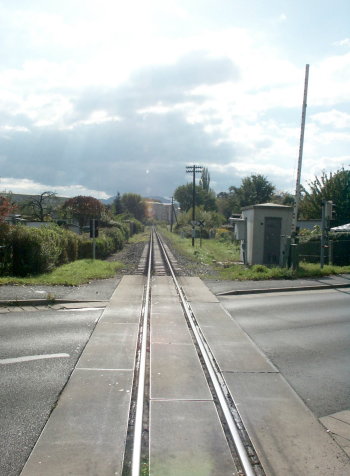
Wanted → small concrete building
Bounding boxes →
[239,203,293,266]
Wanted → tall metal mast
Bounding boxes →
[292,64,310,235]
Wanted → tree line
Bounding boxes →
[174,167,350,227]
[0,192,147,230]
[0,166,348,229]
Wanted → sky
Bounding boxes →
[0,0,349,200]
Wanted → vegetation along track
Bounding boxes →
[122,227,265,476]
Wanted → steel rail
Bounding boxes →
[154,228,257,476]
[131,231,152,476]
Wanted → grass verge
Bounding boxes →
[161,228,350,280]
[129,229,150,244]
[219,262,350,280]
[160,227,240,265]
[0,259,124,286]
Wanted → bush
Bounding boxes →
[11,225,62,276]
[0,218,138,276]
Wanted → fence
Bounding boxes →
[298,233,350,266]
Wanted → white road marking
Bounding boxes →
[0,353,70,365]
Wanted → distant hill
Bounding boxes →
[101,196,115,205]
[2,192,67,205]
[147,196,173,203]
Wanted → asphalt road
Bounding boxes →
[0,307,103,476]
[220,288,350,418]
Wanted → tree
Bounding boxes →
[299,168,350,225]
[0,196,15,222]
[271,191,295,206]
[199,167,210,192]
[24,191,57,221]
[62,195,105,232]
[121,193,146,221]
[174,184,197,212]
[216,191,240,219]
[230,174,275,209]
[113,192,123,215]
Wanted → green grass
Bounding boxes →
[219,262,350,280]
[161,227,240,266]
[0,259,124,286]
[160,228,350,280]
[128,229,150,244]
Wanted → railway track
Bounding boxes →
[123,228,264,476]
[20,227,265,476]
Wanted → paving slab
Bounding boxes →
[191,302,277,372]
[151,290,192,344]
[77,322,139,370]
[151,317,193,345]
[20,275,144,476]
[151,299,184,319]
[101,301,143,324]
[324,409,350,425]
[320,415,350,440]
[178,276,219,303]
[150,400,237,476]
[224,372,350,476]
[151,296,181,308]
[110,275,145,300]
[20,369,133,476]
[151,276,211,400]
[151,342,211,400]
[151,275,179,297]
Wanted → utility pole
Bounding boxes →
[170,196,174,232]
[291,64,310,236]
[186,165,203,246]
[320,200,333,268]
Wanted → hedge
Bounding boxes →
[0,220,134,276]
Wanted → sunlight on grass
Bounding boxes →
[219,262,350,280]
[161,227,240,265]
[160,227,350,280]
[0,259,123,286]
[129,229,150,244]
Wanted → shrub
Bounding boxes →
[11,225,62,275]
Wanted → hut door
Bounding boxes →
[263,217,281,265]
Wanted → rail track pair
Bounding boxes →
[123,228,263,476]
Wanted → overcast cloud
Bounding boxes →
[0,0,350,199]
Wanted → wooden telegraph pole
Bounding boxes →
[292,64,310,236]
[290,64,310,269]
[186,165,203,246]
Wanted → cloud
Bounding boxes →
[0,108,237,197]
[0,2,349,201]
[277,13,287,22]
[333,38,350,48]
[311,109,350,129]
[0,177,110,199]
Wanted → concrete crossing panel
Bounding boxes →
[77,322,139,370]
[224,372,350,476]
[21,369,133,476]
[151,342,211,400]
[150,400,237,476]
[178,277,219,303]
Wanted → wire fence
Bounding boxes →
[298,234,350,266]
